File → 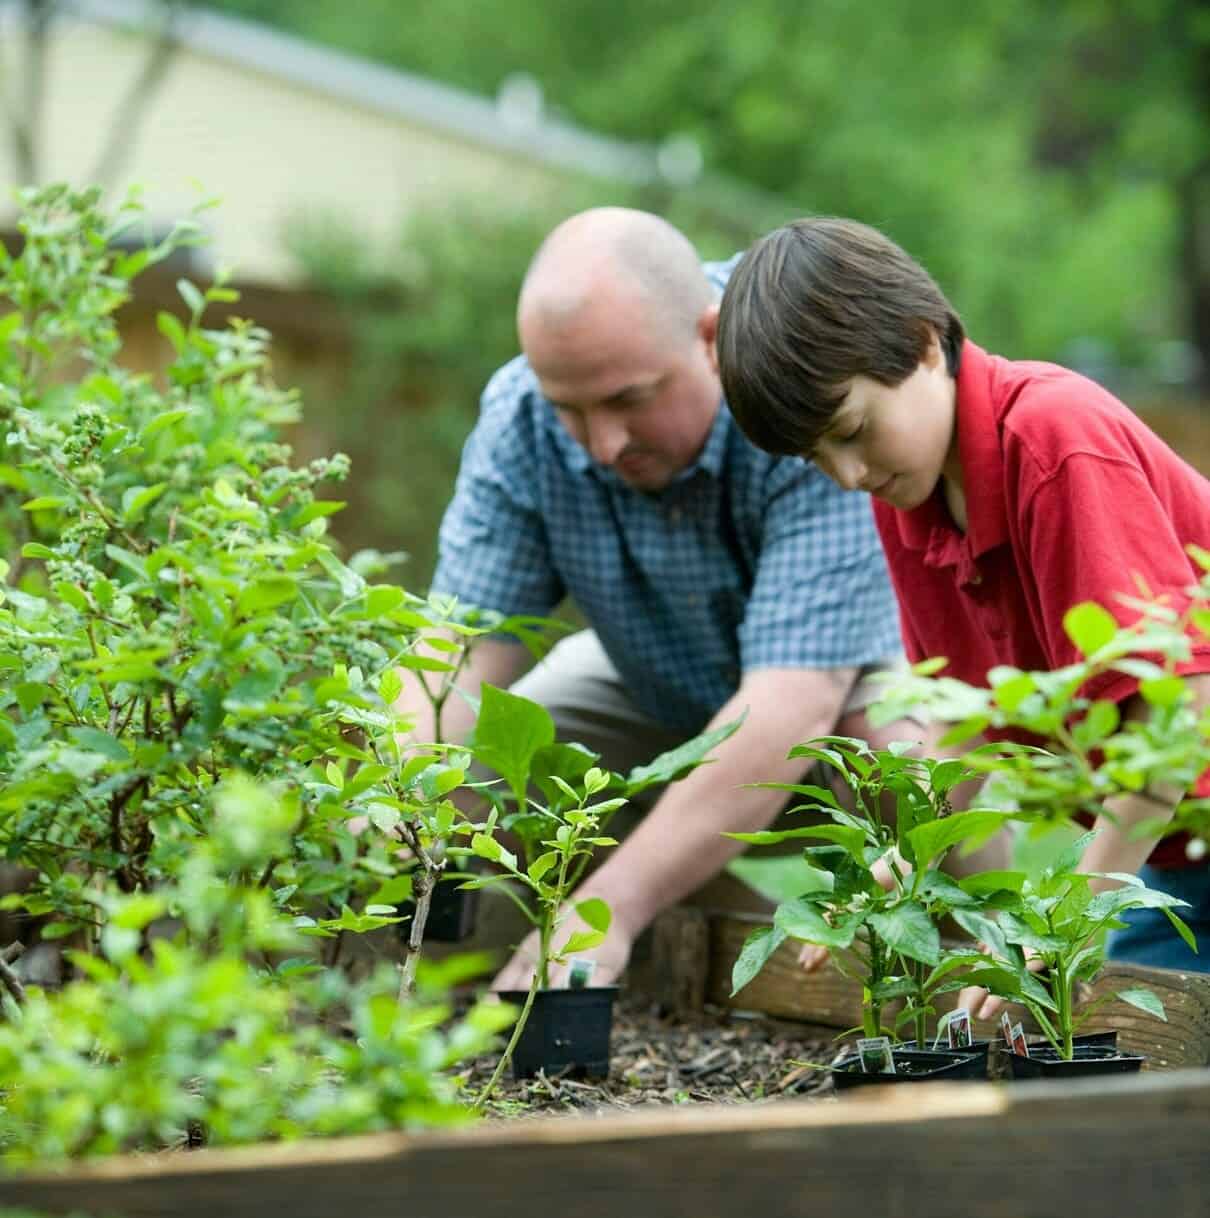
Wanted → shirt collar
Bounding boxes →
[893,340,1010,559]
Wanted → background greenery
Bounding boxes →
[202,0,1209,583]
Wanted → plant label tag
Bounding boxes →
[856,1036,896,1075]
[1010,1022,1029,1057]
[1000,1011,1015,1049]
[567,958,596,990]
[946,1007,972,1049]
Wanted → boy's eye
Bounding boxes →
[838,421,865,443]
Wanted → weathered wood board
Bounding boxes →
[6,1071,1210,1218]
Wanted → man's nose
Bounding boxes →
[584,413,628,466]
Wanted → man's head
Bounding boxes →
[716,218,965,510]
[518,207,721,491]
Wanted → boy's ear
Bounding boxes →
[701,303,721,373]
[922,325,946,370]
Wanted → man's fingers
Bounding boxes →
[798,943,829,972]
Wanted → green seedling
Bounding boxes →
[728,736,1016,1049]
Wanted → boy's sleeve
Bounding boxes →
[737,463,904,673]
[429,370,565,617]
[1017,451,1210,704]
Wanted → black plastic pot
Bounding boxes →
[900,1039,991,1079]
[497,985,619,1079]
[396,870,480,944]
[831,1047,982,1089]
[1008,1040,1143,1079]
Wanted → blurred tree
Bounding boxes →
[0,0,190,189]
[204,0,1191,380]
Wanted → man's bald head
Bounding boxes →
[518,207,714,346]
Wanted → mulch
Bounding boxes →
[464,993,847,1118]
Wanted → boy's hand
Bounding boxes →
[797,849,901,974]
[956,945,1046,1021]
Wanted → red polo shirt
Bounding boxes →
[874,341,1210,868]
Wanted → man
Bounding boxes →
[400,207,904,990]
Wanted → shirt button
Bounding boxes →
[968,571,982,586]
[667,506,683,525]
[687,594,700,607]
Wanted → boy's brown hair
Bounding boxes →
[716,217,965,456]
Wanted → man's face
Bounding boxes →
[521,297,722,492]
[807,337,957,510]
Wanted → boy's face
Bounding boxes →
[807,335,958,510]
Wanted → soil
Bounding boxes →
[463,992,847,1119]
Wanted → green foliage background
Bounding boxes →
[202,0,1210,582]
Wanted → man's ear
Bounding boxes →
[700,302,721,373]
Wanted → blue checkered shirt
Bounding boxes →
[431,258,902,733]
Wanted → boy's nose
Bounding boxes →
[829,449,868,492]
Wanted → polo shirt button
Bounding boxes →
[968,571,982,586]
[687,594,700,607]
[668,507,683,525]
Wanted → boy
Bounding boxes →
[715,216,1210,978]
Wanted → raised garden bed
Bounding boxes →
[8,1069,1210,1218]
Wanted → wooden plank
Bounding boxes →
[6,1071,1210,1218]
[702,911,1210,1064]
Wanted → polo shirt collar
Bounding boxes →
[894,340,1009,560]
[955,341,1011,559]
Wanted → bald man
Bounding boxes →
[403,208,903,990]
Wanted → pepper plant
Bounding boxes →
[728,736,1025,1047]
[952,830,1190,1059]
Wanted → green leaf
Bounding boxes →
[574,896,611,933]
[1139,675,1187,709]
[120,482,168,523]
[237,577,298,616]
[471,684,555,804]
[527,851,558,882]
[624,713,744,795]
[730,924,787,996]
[869,900,940,965]
[1116,986,1166,1022]
[141,408,193,441]
[1063,602,1118,657]
[559,929,605,955]
[21,495,66,511]
[774,897,858,948]
[291,500,347,527]
[906,811,1013,868]
[178,278,205,315]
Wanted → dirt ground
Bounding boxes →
[464,993,846,1118]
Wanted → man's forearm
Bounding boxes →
[576,668,854,935]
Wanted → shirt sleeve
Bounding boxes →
[738,463,904,672]
[429,364,565,617]
[1016,451,1210,704]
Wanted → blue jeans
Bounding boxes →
[1106,863,1210,972]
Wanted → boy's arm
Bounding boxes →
[1078,675,1210,887]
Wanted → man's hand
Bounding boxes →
[491,902,635,992]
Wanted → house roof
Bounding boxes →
[6,0,667,184]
